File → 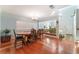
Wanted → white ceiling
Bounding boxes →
[0,5,69,19]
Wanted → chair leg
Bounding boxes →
[15,40,24,48]
[22,40,26,45]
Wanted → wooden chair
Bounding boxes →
[37,29,43,39]
[27,29,37,43]
[13,30,25,48]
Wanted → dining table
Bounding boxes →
[16,32,31,36]
[16,32,31,43]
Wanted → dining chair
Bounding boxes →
[13,30,24,48]
[37,29,43,39]
[27,29,37,44]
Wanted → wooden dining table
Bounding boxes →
[16,32,31,40]
[16,32,31,36]
[16,32,31,45]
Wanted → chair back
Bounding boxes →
[30,29,37,40]
[13,29,16,39]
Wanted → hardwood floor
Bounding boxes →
[15,36,57,54]
[0,36,78,54]
[16,36,77,54]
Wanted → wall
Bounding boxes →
[1,11,16,30]
[59,6,77,35]
[76,9,79,28]
[76,9,79,40]
[0,9,1,33]
[16,20,37,32]
[0,11,37,33]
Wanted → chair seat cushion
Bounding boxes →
[16,35,23,41]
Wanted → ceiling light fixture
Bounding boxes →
[49,5,54,9]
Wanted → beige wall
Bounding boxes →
[0,11,37,32]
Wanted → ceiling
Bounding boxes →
[0,5,69,19]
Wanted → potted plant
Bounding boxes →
[48,26,56,34]
[1,29,11,36]
[59,34,64,41]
